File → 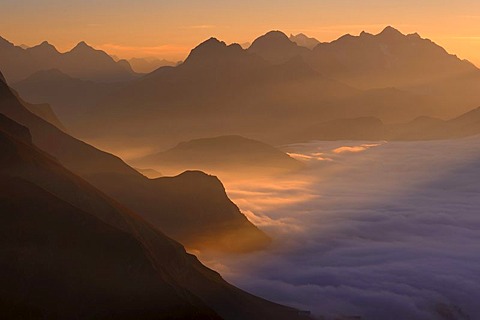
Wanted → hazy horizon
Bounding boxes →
[2,0,480,65]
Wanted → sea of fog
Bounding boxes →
[200,137,480,320]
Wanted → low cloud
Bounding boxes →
[206,137,480,319]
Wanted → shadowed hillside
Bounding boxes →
[0,113,308,320]
[0,72,269,252]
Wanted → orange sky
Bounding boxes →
[1,1,480,65]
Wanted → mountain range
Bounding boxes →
[291,107,480,142]
[6,26,480,156]
[0,37,137,82]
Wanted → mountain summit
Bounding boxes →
[249,30,309,64]
[184,37,245,66]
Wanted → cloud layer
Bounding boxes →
[205,137,480,320]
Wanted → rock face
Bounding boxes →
[0,113,307,320]
[0,70,270,253]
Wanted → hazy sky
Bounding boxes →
[2,0,480,64]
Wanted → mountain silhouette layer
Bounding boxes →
[289,33,320,49]
[136,135,303,176]
[0,37,137,82]
[6,27,480,152]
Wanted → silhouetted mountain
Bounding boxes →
[135,167,163,178]
[292,105,480,142]
[0,36,137,82]
[129,57,176,73]
[0,113,307,320]
[59,41,136,81]
[387,106,480,140]
[23,101,66,131]
[26,41,62,65]
[12,69,121,126]
[81,36,359,150]
[310,26,478,89]
[249,31,310,64]
[136,135,303,176]
[294,117,386,142]
[289,33,320,49]
[70,32,458,153]
[0,71,270,252]
[11,28,477,152]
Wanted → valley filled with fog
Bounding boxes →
[199,137,480,320]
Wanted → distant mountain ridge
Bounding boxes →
[289,33,320,49]
[82,28,460,151]
[7,26,480,151]
[136,135,303,176]
[129,57,176,73]
[0,36,137,82]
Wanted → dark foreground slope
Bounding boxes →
[0,114,307,320]
[0,73,269,252]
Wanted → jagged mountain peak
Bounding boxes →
[28,40,60,54]
[378,26,405,38]
[184,37,245,65]
[71,41,96,52]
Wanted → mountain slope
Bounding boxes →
[12,68,121,126]
[0,72,269,252]
[0,113,307,320]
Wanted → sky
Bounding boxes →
[1,0,480,65]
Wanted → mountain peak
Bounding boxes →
[378,26,404,38]
[72,41,94,51]
[29,40,59,53]
[184,37,244,65]
[199,37,226,49]
[251,30,291,47]
[249,30,309,64]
